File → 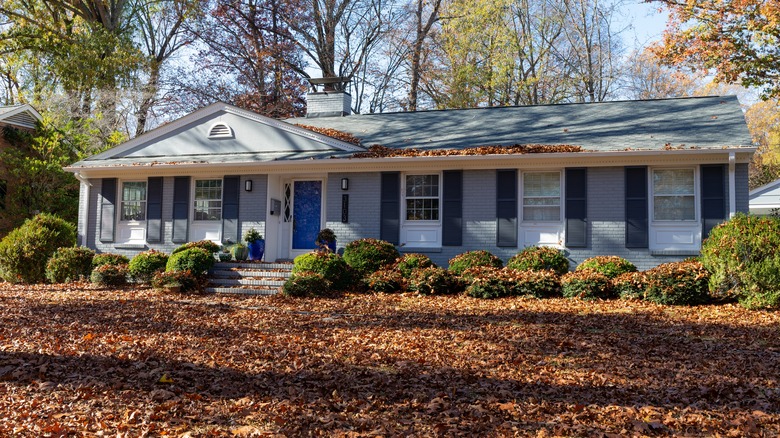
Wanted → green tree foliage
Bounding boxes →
[0,115,121,231]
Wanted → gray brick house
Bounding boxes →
[66,93,754,270]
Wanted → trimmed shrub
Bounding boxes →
[700,213,780,309]
[166,247,215,275]
[93,253,130,268]
[282,271,332,297]
[151,270,201,293]
[576,256,636,279]
[45,246,95,283]
[292,252,352,290]
[364,268,405,293]
[613,271,647,300]
[0,213,76,284]
[128,250,169,284]
[408,266,460,295]
[172,240,220,255]
[394,253,434,279]
[561,269,614,300]
[507,246,569,275]
[510,269,562,298]
[464,267,513,299]
[90,263,128,287]
[342,238,400,278]
[448,250,503,276]
[643,261,710,306]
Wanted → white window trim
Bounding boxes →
[192,178,224,222]
[649,167,699,224]
[520,170,564,224]
[519,170,565,248]
[401,172,442,224]
[119,180,147,223]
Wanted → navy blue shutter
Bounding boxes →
[172,176,190,243]
[146,177,163,243]
[701,164,727,239]
[625,167,648,248]
[222,176,240,243]
[99,178,117,243]
[565,168,587,247]
[442,170,463,246]
[380,172,400,245]
[496,169,517,247]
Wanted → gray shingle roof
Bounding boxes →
[287,95,753,151]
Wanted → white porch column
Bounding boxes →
[729,152,736,218]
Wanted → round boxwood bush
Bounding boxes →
[394,253,434,279]
[364,268,405,293]
[45,246,96,283]
[151,270,201,293]
[561,269,614,300]
[342,238,400,278]
[0,213,76,284]
[282,271,332,297]
[448,250,503,276]
[90,263,128,287]
[128,249,169,284]
[464,267,513,299]
[172,240,221,255]
[576,256,636,279]
[612,271,647,300]
[408,266,460,295]
[510,269,562,298]
[292,252,352,291]
[507,246,569,276]
[643,261,710,306]
[166,247,215,275]
[700,213,780,309]
[93,253,130,268]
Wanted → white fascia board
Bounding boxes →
[66,147,756,179]
[0,104,42,128]
[86,102,364,161]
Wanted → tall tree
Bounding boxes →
[649,0,780,98]
[623,47,700,100]
[406,0,442,111]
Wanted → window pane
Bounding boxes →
[121,182,146,221]
[405,175,439,221]
[523,172,560,222]
[523,206,561,221]
[194,179,222,220]
[654,195,695,220]
[406,175,439,197]
[653,169,694,195]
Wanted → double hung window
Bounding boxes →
[652,169,695,221]
[120,182,146,221]
[405,175,439,221]
[194,179,222,221]
[523,172,561,221]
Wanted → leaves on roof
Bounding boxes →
[295,124,362,145]
[352,144,583,158]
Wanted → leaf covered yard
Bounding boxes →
[0,285,778,437]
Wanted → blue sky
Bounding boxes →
[622,1,669,51]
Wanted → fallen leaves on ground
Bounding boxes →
[0,283,778,436]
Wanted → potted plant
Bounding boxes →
[316,228,337,253]
[230,243,248,261]
[244,228,265,261]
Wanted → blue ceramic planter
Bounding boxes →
[248,240,265,261]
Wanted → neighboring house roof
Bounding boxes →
[288,95,752,151]
[0,104,42,129]
[67,95,754,173]
[749,178,780,212]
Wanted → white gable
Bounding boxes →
[750,178,780,215]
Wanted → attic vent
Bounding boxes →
[208,122,234,139]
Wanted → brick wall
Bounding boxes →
[324,172,381,252]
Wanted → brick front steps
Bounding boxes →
[207,262,293,295]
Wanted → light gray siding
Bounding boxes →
[238,175,267,243]
[325,172,381,252]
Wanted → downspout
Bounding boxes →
[728,152,736,218]
[73,172,92,247]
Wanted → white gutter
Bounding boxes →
[65,147,757,176]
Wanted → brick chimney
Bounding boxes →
[306,77,352,118]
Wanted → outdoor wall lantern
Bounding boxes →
[245,179,253,192]
[341,178,349,191]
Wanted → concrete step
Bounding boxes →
[212,261,293,270]
[209,277,286,287]
[210,269,293,279]
[205,286,279,295]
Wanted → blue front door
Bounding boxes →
[292,180,322,250]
